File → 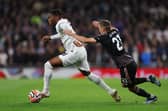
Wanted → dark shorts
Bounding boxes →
[120,61,137,87]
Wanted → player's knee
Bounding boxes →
[43,61,53,78]
[44,61,53,69]
[128,87,134,92]
[88,73,101,84]
[128,86,136,92]
[49,57,63,67]
[79,69,91,76]
[79,69,101,84]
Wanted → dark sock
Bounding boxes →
[135,87,151,98]
[134,78,147,85]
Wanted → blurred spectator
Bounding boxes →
[0,49,8,67]
[140,40,152,67]
[0,0,168,67]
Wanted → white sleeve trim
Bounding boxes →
[50,33,61,39]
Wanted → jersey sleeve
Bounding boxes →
[59,22,75,33]
[50,33,61,39]
[94,35,104,43]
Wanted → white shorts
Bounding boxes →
[58,46,90,71]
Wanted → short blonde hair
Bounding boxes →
[99,19,112,32]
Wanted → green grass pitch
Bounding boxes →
[0,79,167,111]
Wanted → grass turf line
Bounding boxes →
[0,79,167,111]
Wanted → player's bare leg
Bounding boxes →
[121,61,158,104]
[40,56,63,98]
[128,86,157,104]
[132,76,161,87]
[122,70,157,104]
[80,70,121,102]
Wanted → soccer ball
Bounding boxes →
[28,89,42,103]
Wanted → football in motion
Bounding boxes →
[28,89,42,103]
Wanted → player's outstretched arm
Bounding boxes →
[64,30,96,43]
[42,34,61,42]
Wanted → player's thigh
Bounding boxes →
[77,55,90,73]
[120,61,137,87]
[126,61,137,82]
[49,56,63,67]
[58,51,80,67]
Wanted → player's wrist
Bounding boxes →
[50,35,55,40]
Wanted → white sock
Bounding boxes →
[87,73,115,95]
[42,61,53,93]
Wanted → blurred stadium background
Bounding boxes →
[0,0,168,77]
[0,0,168,111]
[0,0,168,79]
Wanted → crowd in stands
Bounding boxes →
[0,0,168,67]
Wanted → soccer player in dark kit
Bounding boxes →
[64,19,161,104]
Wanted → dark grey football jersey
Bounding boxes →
[95,29,134,68]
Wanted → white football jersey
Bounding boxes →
[55,18,78,52]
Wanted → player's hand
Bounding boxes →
[42,35,51,42]
[92,20,99,28]
[63,30,73,36]
[73,40,83,47]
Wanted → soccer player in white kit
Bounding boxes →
[40,9,120,102]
